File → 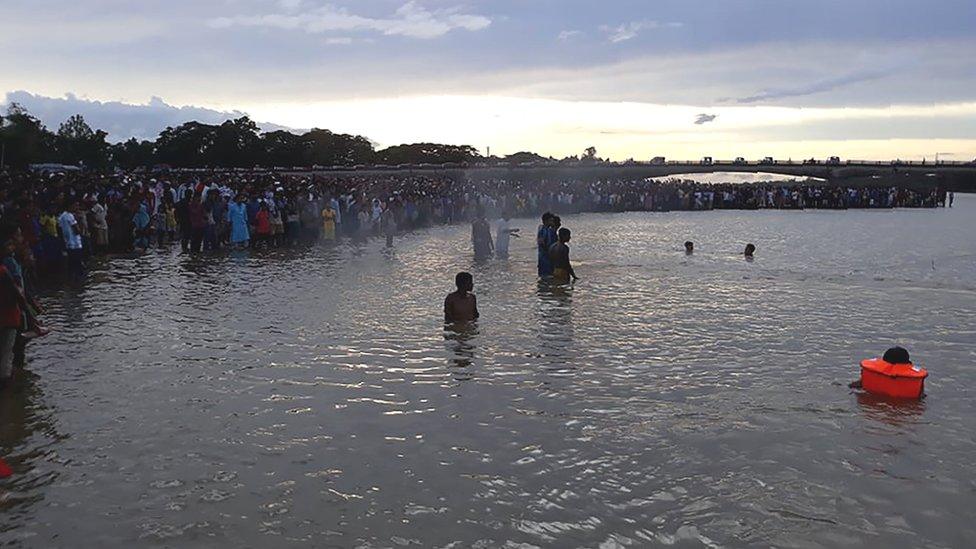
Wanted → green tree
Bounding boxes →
[211,117,262,167]
[302,129,375,166]
[155,121,217,167]
[262,130,308,167]
[375,143,482,164]
[0,103,56,168]
[504,151,552,165]
[109,138,156,169]
[56,114,110,167]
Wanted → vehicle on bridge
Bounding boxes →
[827,156,842,165]
[650,156,666,165]
[700,156,713,165]
[803,158,819,165]
[733,157,747,165]
[759,157,775,166]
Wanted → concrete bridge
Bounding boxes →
[309,161,976,191]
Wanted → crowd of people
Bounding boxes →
[0,167,955,384]
[0,170,951,266]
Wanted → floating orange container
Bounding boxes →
[860,358,927,399]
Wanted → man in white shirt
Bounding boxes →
[90,196,109,251]
[58,201,85,278]
[495,212,519,259]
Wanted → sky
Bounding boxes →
[2,0,976,161]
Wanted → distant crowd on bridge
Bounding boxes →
[0,169,952,283]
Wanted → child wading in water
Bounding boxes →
[549,228,578,284]
[444,272,479,323]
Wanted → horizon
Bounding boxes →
[3,1,976,161]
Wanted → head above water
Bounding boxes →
[744,243,756,257]
[558,227,571,243]
[455,271,473,292]
[542,212,553,225]
[684,241,694,253]
[883,346,911,364]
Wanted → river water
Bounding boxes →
[2,196,974,548]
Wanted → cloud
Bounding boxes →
[558,30,582,41]
[600,20,682,43]
[210,1,491,39]
[1,91,297,142]
[694,113,717,125]
[732,69,890,104]
[279,0,303,10]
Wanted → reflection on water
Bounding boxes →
[0,372,65,534]
[444,323,478,376]
[855,392,928,431]
[1,195,975,547]
[536,281,575,373]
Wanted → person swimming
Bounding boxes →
[549,228,578,284]
[744,243,756,258]
[684,241,694,254]
[444,272,479,323]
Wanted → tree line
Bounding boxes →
[0,103,606,171]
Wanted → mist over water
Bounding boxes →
[1,196,974,547]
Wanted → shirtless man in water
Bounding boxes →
[549,228,578,284]
[444,272,479,323]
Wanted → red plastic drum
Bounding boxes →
[860,358,927,399]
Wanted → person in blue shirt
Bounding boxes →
[536,212,555,278]
[227,194,250,249]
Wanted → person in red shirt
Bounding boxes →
[0,264,28,387]
[188,194,208,253]
[254,202,272,248]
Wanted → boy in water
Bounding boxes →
[444,272,479,323]
[549,228,578,283]
[684,241,694,255]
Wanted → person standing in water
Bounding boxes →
[227,193,250,249]
[549,228,578,284]
[58,200,85,278]
[472,211,493,259]
[536,213,555,277]
[684,241,694,255]
[132,204,151,251]
[744,243,756,258]
[444,272,479,323]
[949,191,954,207]
[494,212,519,259]
[321,203,337,241]
[382,206,397,248]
